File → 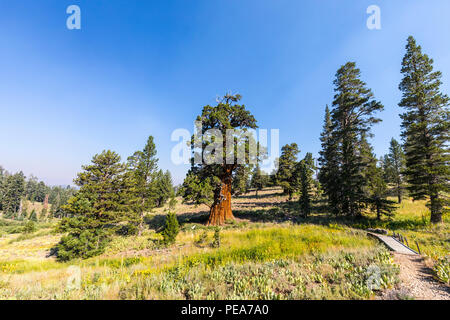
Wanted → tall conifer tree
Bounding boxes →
[398,36,449,223]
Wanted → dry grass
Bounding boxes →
[0,187,447,299]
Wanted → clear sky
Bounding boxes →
[0,0,449,186]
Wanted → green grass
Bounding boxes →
[0,189,447,299]
[0,223,398,300]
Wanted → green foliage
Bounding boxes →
[195,230,209,246]
[275,143,300,199]
[180,94,259,224]
[153,170,174,207]
[23,221,36,234]
[116,223,139,236]
[212,227,221,248]
[320,62,384,217]
[29,209,38,222]
[298,153,316,217]
[250,164,269,197]
[233,164,252,195]
[398,36,450,223]
[178,172,216,206]
[55,150,132,260]
[160,212,180,245]
[433,257,450,284]
[56,228,110,262]
[1,172,25,218]
[383,138,406,203]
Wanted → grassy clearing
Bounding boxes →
[0,223,398,299]
[0,188,447,299]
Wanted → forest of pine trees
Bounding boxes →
[0,166,76,220]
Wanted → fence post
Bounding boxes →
[415,241,421,254]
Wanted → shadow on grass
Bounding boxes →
[236,198,430,232]
[237,188,285,200]
[146,195,430,233]
[144,211,210,232]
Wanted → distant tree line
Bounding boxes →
[0,166,76,221]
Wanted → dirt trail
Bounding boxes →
[380,253,450,300]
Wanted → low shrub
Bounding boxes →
[160,212,179,245]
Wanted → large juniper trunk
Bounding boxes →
[207,169,234,226]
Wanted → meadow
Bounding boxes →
[0,188,448,300]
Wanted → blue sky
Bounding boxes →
[0,0,449,186]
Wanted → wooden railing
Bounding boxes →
[392,232,421,254]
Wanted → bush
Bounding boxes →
[116,223,139,236]
[23,221,36,234]
[29,209,38,222]
[433,257,450,284]
[212,227,221,248]
[56,229,110,261]
[195,230,208,245]
[160,212,179,245]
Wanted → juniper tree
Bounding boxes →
[276,143,300,200]
[181,94,258,225]
[327,62,384,217]
[398,36,449,223]
[385,138,406,203]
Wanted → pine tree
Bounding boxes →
[2,172,26,218]
[276,143,300,200]
[318,106,341,215]
[398,36,449,223]
[127,136,159,235]
[385,138,406,203]
[178,170,216,206]
[328,62,384,217]
[298,153,316,217]
[232,164,252,195]
[160,211,180,245]
[361,135,397,220]
[153,170,174,208]
[250,164,269,197]
[0,166,5,212]
[367,166,397,220]
[56,150,131,260]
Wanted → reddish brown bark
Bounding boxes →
[207,168,235,226]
